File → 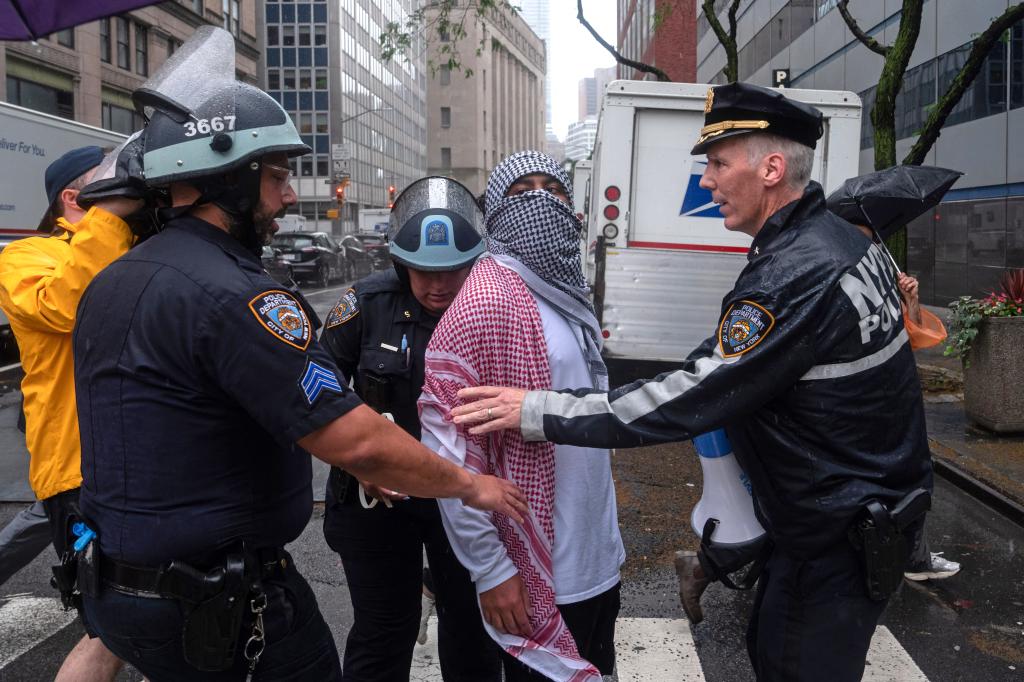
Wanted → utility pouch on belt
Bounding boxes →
[848,488,931,601]
[181,555,248,671]
[50,554,80,610]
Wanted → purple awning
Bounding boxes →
[0,1,166,41]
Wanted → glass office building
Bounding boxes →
[262,0,427,233]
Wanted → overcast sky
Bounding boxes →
[547,0,616,141]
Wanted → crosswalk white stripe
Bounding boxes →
[863,625,929,681]
[614,617,705,681]
[0,596,76,669]
[411,618,928,681]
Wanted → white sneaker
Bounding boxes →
[904,552,961,581]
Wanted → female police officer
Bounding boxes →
[72,70,525,680]
[320,177,501,682]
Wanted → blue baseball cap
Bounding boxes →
[44,146,105,208]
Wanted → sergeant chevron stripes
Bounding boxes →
[300,359,343,404]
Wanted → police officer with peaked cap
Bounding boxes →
[72,79,526,680]
[450,82,933,682]
[320,176,501,681]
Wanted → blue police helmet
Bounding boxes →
[387,176,485,271]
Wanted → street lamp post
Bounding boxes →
[336,106,394,234]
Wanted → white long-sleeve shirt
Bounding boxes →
[421,293,625,603]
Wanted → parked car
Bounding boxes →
[260,246,296,287]
[355,234,390,270]
[340,235,376,278]
[271,231,347,288]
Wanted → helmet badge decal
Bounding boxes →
[423,215,451,246]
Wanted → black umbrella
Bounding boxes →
[826,165,963,241]
[0,1,164,41]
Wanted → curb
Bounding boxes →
[930,454,1024,529]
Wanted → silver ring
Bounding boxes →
[487,408,493,420]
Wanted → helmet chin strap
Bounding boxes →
[158,162,265,255]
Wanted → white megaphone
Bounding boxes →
[690,429,767,587]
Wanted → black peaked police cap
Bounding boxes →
[691,82,824,155]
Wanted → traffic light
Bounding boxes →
[335,177,350,205]
[388,184,397,208]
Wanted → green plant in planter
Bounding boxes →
[945,269,1024,366]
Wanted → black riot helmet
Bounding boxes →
[387,176,485,275]
[141,80,309,251]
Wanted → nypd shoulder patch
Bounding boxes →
[248,290,312,351]
[719,300,775,358]
[300,358,345,405]
[325,289,359,329]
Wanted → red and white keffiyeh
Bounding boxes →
[420,256,601,681]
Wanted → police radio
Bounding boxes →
[691,429,767,588]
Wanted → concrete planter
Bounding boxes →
[963,316,1024,433]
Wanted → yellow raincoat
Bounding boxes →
[0,207,133,500]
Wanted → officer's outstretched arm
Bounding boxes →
[298,404,527,522]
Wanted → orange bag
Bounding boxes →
[903,304,947,350]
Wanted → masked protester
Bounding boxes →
[319,176,501,682]
[451,84,933,682]
[419,151,624,681]
[70,61,526,679]
[0,144,142,681]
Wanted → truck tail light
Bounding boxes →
[603,205,620,220]
[604,186,621,201]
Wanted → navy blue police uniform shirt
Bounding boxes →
[74,216,362,566]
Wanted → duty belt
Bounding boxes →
[99,547,290,601]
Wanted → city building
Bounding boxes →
[260,0,427,233]
[517,0,553,137]
[424,4,546,194]
[1,1,258,133]
[617,0,697,82]
[580,65,617,119]
[696,0,1024,304]
[565,117,597,162]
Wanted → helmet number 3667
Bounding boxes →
[182,116,236,137]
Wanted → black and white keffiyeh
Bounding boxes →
[484,150,608,390]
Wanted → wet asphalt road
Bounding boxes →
[1,280,1022,679]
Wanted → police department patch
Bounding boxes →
[248,290,312,350]
[300,358,344,405]
[325,289,359,329]
[719,300,775,358]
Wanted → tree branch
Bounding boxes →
[577,0,670,82]
[837,0,889,56]
[904,2,1024,166]
[702,0,740,82]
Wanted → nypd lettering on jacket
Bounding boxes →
[839,243,902,344]
[519,183,932,559]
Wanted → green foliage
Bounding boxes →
[378,0,519,79]
[652,3,674,33]
[945,269,1024,365]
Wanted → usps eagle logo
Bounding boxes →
[719,300,774,358]
[248,290,312,350]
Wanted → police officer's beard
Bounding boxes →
[230,201,283,248]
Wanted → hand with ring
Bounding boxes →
[452,387,528,435]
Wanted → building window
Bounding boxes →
[440,66,451,85]
[316,156,329,177]
[55,28,74,48]
[441,147,452,168]
[223,0,239,36]
[440,107,451,128]
[268,70,280,89]
[1012,22,1024,110]
[299,69,312,89]
[283,69,296,89]
[314,25,327,46]
[267,26,279,45]
[116,17,130,70]
[99,18,111,63]
[316,112,328,133]
[315,68,328,89]
[135,24,148,77]
[283,25,295,46]
[192,0,203,15]
[102,102,142,134]
[6,76,73,119]
[299,26,311,46]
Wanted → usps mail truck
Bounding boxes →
[586,81,861,363]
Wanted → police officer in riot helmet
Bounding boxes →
[73,80,526,680]
[320,176,501,682]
